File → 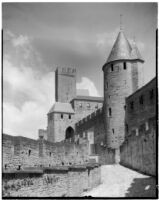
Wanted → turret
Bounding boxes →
[102,29,144,161]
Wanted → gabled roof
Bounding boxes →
[48,102,75,114]
[103,30,144,69]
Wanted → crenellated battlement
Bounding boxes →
[56,66,76,76]
[76,107,103,127]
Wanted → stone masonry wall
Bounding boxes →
[71,99,103,123]
[120,77,156,176]
[103,61,143,149]
[47,112,75,143]
[120,122,156,176]
[3,165,101,197]
[75,108,115,165]
[3,134,89,170]
[55,67,76,103]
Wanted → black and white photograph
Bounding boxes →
[2,2,157,198]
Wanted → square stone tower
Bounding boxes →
[55,67,76,103]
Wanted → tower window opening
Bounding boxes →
[130,101,134,110]
[124,105,126,110]
[69,114,71,119]
[17,165,21,170]
[123,62,127,70]
[111,64,114,72]
[87,103,90,109]
[79,103,82,108]
[95,104,98,109]
[4,164,7,170]
[61,114,63,119]
[49,152,51,157]
[108,108,112,117]
[126,124,129,133]
[149,89,154,100]
[28,149,31,156]
[139,95,144,105]
[112,129,115,134]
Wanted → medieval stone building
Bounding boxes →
[39,28,152,163]
[2,26,156,197]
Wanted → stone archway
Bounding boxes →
[65,126,74,139]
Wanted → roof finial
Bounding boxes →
[120,14,123,31]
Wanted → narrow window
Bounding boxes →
[123,62,127,70]
[112,129,114,134]
[28,149,31,156]
[49,152,51,157]
[69,114,71,119]
[130,101,134,110]
[150,89,154,100]
[108,108,112,117]
[126,124,129,133]
[111,64,114,72]
[79,103,82,108]
[87,103,90,109]
[17,165,21,170]
[139,95,144,105]
[95,104,98,109]
[145,121,149,131]
[106,82,108,89]
[61,114,63,119]
[49,114,52,121]
[4,164,7,170]
[124,105,126,110]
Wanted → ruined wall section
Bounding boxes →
[2,134,89,171]
[120,78,156,176]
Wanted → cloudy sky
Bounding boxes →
[3,3,157,139]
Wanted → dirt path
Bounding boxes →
[82,164,156,197]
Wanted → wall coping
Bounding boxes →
[3,164,101,175]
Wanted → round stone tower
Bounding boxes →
[102,29,144,162]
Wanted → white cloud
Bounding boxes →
[76,77,100,97]
[96,28,119,49]
[3,30,55,139]
[12,35,29,47]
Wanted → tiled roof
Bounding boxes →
[70,95,103,102]
[48,102,75,114]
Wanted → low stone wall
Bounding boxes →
[120,129,156,176]
[3,164,101,197]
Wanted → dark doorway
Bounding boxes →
[65,126,74,139]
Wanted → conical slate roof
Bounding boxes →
[103,30,144,68]
[131,40,144,61]
[106,31,132,64]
